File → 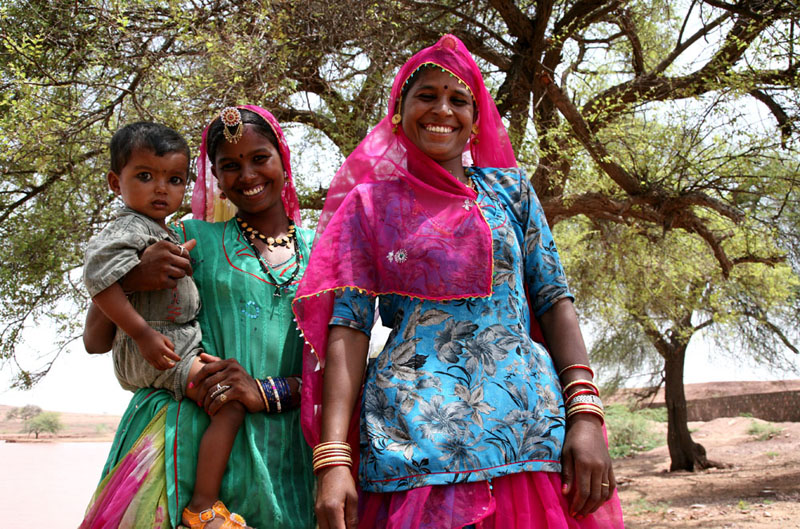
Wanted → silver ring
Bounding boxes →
[215,383,222,392]
[210,384,231,400]
[601,482,610,488]
[179,245,186,257]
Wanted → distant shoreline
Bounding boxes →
[0,404,121,443]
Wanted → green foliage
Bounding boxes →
[5,404,42,420]
[21,411,63,439]
[0,2,798,474]
[628,497,671,515]
[747,420,783,441]
[606,404,666,458]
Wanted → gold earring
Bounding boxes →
[471,124,479,135]
[391,113,402,134]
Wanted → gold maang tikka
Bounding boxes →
[220,106,243,143]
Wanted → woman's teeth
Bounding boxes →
[242,185,264,196]
[425,125,453,134]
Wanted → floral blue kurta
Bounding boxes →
[331,167,574,493]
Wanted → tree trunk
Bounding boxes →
[664,348,711,471]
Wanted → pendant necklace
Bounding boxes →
[235,217,301,297]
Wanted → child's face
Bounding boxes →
[107,148,189,226]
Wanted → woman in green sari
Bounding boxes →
[81,106,315,529]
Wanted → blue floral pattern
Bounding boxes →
[331,167,573,492]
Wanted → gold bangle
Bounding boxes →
[257,379,270,413]
[313,457,353,473]
[558,363,595,378]
[562,379,598,395]
[313,441,352,454]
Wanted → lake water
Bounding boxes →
[0,441,111,527]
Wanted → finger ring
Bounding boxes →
[219,393,227,402]
[210,384,231,400]
[601,482,610,488]
[179,246,186,257]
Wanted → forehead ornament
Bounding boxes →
[220,106,243,144]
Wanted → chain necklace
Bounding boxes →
[235,217,302,297]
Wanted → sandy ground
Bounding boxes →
[616,416,800,528]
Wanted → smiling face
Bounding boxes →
[107,148,188,227]
[211,124,286,224]
[401,67,475,175]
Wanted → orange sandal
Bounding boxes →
[181,500,248,529]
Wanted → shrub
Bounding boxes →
[606,404,665,458]
[747,420,782,441]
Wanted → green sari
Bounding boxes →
[86,219,315,528]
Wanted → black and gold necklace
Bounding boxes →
[235,217,302,297]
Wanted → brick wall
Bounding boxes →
[652,391,800,422]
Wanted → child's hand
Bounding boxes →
[136,328,181,370]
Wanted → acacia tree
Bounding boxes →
[2,0,799,470]
[22,410,63,439]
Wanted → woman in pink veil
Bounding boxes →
[294,35,624,529]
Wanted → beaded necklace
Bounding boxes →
[235,217,302,297]
[237,216,296,249]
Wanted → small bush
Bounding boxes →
[747,420,782,441]
[606,404,665,458]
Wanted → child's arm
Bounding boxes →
[83,302,116,354]
[92,282,181,370]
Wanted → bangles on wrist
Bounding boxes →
[257,375,299,414]
[560,364,604,424]
[312,441,352,474]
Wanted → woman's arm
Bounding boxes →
[84,302,116,354]
[315,325,369,529]
[539,298,616,518]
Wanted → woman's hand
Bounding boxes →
[561,414,616,518]
[190,353,264,415]
[120,239,196,292]
[315,465,359,529]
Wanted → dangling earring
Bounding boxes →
[471,123,479,145]
[219,191,227,200]
[391,113,402,134]
[392,97,402,134]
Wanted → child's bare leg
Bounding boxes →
[183,357,248,526]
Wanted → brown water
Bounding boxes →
[0,441,111,527]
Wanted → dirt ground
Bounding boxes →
[616,416,800,528]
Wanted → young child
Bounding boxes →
[83,122,248,528]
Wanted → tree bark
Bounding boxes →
[664,348,711,471]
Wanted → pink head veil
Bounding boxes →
[191,105,302,225]
[293,35,518,450]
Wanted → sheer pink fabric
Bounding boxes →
[190,105,302,225]
[359,472,624,529]
[294,34,516,447]
[293,35,624,528]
